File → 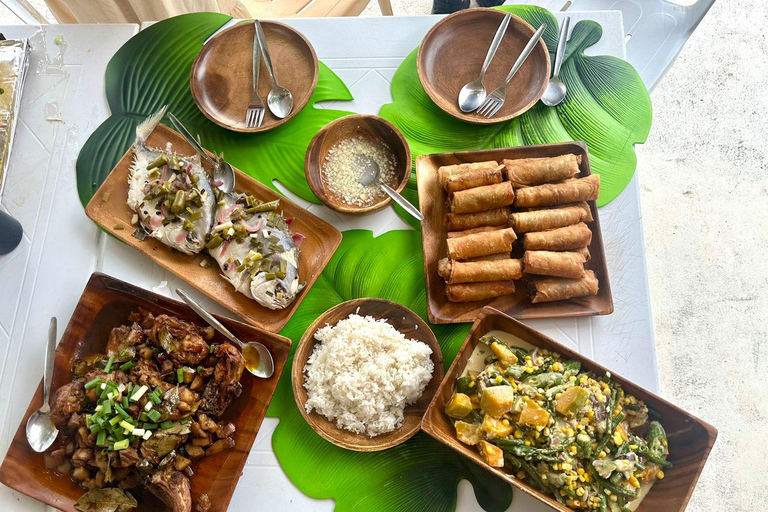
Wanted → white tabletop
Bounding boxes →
[0,12,656,512]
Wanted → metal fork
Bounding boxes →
[477,23,547,119]
[245,21,265,128]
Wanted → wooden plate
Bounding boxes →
[292,298,444,451]
[304,114,412,214]
[190,20,318,133]
[422,306,718,512]
[417,8,550,124]
[0,272,292,512]
[416,141,613,324]
[84,122,342,333]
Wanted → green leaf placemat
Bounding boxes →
[380,5,652,229]
[267,229,513,512]
[76,12,352,207]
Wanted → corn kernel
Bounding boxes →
[577,468,585,475]
[598,451,607,459]
[469,381,475,388]
[586,410,595,418]
[657,470,665,480]
[514,429,523,439]
[569,376,577,382]
[495,375,503,383]
[579,376,588,385]
[629,444,638,450]
[502,419,510,426]
[524,440,531,446]
[576,487,585,497]
[629,476,640,488]
[610,495,618,503]
[525,367,534,374]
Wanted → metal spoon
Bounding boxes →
[541,16,570,107]
[356,154,423,221]
[26,317,59,453]
[168,112,236,194]
[457,12,512,113]
[254,20,293,119]
[176,289,275,379]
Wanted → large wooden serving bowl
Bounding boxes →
[0,273,292,512]
[292,298,444,451]
[422,306,718,512]
[417,8,550,124]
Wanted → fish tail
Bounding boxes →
[135,105,168,146]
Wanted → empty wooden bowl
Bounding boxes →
[292,298,444,451]
[304,114,412,214]
[190,20,318,133]
[417,8,550,124]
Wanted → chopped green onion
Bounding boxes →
[96,430,107,446]
[120,360,136,371]
[147,409,162,422]
[149,390,162,406]
[113,430,125,442]
[104,355,115,373]
[139,413,149,422]
[109,415,122,426]
[143,422,158,430]
[122,396,129,409]
[180,418,190,425]
[197,366,204,374]
[177,368,184,383]
[130,385,148,402]
[85,378,103,390]
[119,348,128,357]
[115,404,130,421]
[160,421,174,430]
[120,420,135,433]
[210,344,216,354]
[113,439,130,451]
[102,401,112,415]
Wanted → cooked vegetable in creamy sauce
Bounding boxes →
[448,330,670,511]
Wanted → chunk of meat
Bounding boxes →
[49,379,85,432]
[199,343,245,417]
[105,322,144,358]
[132,359,163,387]
[117,446,140,468]
[147,466,192,512]
[195,494,211,512]
[148,315,209,366]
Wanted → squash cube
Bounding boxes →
[480,414,514,439]
[555,386,590,416]
[480,385,516,418]
[491,342,518,366]
[478,440,504,468]
[445,393,473,419]
[455,421,483,446]
[518,399,551,429]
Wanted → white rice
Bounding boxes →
[303,313,434,437]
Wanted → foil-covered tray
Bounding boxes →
[0,36,31,195]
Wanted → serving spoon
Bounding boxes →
[176,289,275,379]
[356,154,423,221]
[254,19,293,119]
[541,16,570,107]
[26,317,59,453]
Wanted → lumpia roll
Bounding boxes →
[438,257,523,284]
[438,161,499,189]
[503,154,581,188]
[525,202,593,222]
[523,251,586,279]
[572,246,591,262]
[445,207,509,231]
[447,228,517,261]
[446,281,515,302]
[509,205,588,233]
[523,223,592,251]
[447,226,504,239]
[467,253,511,262]
[528,270,599,303]
[451,182,515,214]
[445,165,504,194]
[514,174,600,207]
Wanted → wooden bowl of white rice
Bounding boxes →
[292,298,444,451]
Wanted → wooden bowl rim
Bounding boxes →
[416,8,551,125]
[304,114,413,214]
[190,19,319,133]
[291,298,444,451]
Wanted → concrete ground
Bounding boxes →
[0,1,764,511]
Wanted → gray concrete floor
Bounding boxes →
[0,1,764,511]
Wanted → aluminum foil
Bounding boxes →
[0,36,31,195]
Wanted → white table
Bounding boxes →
[0,12,656,512]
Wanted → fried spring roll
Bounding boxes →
[438,161,499,189]
[447,228,517,261]
[445,165,504,194]
[514,174,600,207]
[503,154,582,188]
[467,253,511,262]
[509,205,588,233]
[528,270,599,303]
[446,281,515,302]
[571,246,591,262]
[451,182,515,214]
[523,223,592,251]
[526,202,593,222]
[523,251,586,279]
[438,257,523,284]
[445,207,509,231]
[447,226,504,239]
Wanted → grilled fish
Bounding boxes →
[206,192,305,310]
[127,106,215,255]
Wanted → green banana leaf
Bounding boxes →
[380,5,652,229]
[76,12,352,207]
[269,229,513,512]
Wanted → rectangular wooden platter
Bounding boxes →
[0,272,293,512]
[85,123,342,332]
[416,142,613,324]
[421,306,718,512]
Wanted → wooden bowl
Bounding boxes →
[304,114,412,214]
[417,8,550,124]
[292,298,444,451]
[0,273,292,512]
[190,20,318,133]
[422,306,718,512]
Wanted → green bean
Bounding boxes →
[589,466,639,498]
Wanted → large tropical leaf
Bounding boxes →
[269,229,513,512]
[76,13,353,207]
[380,4,652,228]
